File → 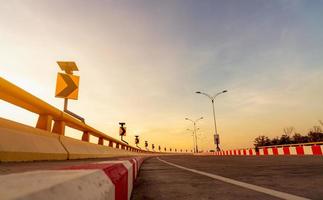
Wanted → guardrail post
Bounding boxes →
[109,141,113,147]
[36,114,53,131]
[82,131,90,142]
[52,120,65,135]
[116,143,120,149]
[98,137,104,145]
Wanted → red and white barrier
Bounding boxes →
[0,156,147,200]
[197,144,323,156]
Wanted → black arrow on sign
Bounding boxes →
[120,127,126,135]
[57,74,78,97]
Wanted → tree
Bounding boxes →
[254,135,271,147]
[279,134,292,145]
[253,124,323,146]
[311,126,322,133]
[270,137,280,145]
[292,133,303,144]
[292,133,309,144]
[308,126,323,142]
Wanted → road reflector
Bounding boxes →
[55,73,79,100]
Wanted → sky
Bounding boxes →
[1,0,323,151]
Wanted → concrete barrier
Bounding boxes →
[197,144,323,156]
[0,118,67,162]
[0,118,149,162]
[0,156,147,200]
[60,136,141,160]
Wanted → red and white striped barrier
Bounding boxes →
[198,144,323,156]
[0,157,148,200]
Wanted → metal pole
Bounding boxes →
[212,99,218,135]
[211,99,220,151]
[194,122,198,153]
[64,98,68,110]
[187,129,196,153]
[63,98,85,122]
[193,134,196,153]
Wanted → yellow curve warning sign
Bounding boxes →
[55,73,80,100]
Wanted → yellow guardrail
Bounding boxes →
[0,77,148,153]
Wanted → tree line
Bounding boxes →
[254,122,323,147]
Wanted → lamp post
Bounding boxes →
[187,128,199,153]
[196,90,227,151]
[185,117,203,153]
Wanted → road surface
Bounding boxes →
[131,155,323,200]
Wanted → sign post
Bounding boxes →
[119,122,128,144]
[55,61,84,122]
[145,141,148,150]
[135,135,140,149]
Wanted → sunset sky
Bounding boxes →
[1,0,323,151]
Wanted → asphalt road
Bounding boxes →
[131,155,323,200]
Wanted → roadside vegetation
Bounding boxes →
[254,121,323,147]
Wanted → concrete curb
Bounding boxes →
[0,118,151,162]
[0,157,148,200]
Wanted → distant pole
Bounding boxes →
[187,128,196,153]
[185,117,203,153]
[196,90,227,151]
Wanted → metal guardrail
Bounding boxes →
[0,77,150,153]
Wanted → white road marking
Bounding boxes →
[157,157,310,200]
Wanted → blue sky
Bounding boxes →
[1,0,323,150]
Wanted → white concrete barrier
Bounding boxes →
[0,156,148,200]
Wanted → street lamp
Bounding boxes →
[185,117,203,153]
[196,90,227,151]
[187,128,199,153]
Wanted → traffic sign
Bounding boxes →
[55,73,79,100]
[119,123,126,136]
[57,61,79,74]
[135,136,139,144]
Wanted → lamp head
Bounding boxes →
[196,91,201,94]
[223,90,228,93]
